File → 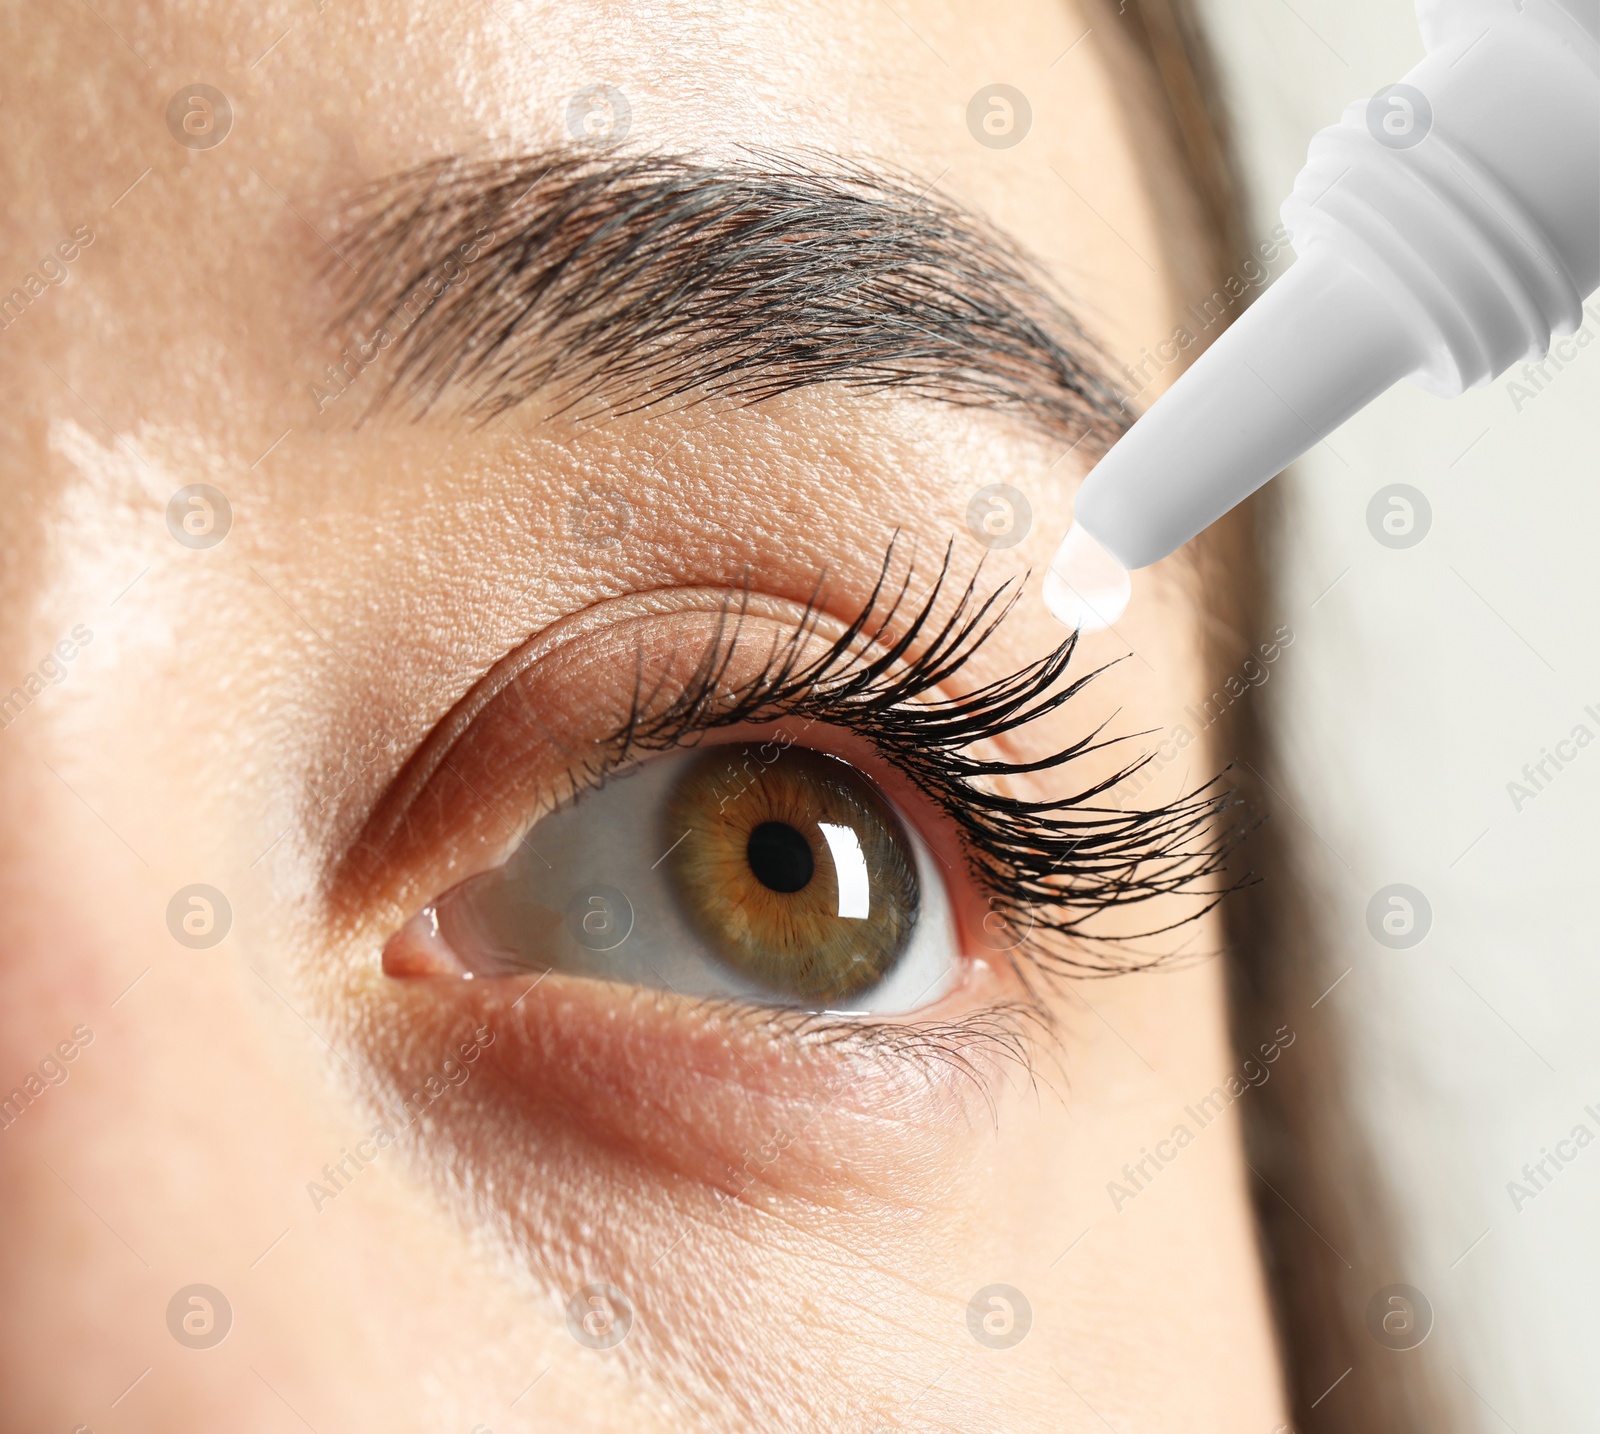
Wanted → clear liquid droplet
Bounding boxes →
[1043,521,1132,633]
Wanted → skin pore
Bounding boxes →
[0,1,1288,1430]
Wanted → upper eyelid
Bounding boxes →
[332,582,942,903]
[336,560,965,877]
[331,585,874,878]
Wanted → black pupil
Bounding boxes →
[746,821,814,894]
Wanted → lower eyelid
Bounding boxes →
[360,958,1024,1213]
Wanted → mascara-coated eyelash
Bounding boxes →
[579,539,1236,981]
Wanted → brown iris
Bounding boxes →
[662,744,921,1002]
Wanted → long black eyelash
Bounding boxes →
[610,538,1240,981]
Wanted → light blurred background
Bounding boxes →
[1189,0,1600,1428]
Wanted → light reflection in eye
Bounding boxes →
[818,823,871,920]
[406,741,960,1014]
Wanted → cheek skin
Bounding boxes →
[339,963,1018,1429]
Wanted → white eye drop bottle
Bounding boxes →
[1044,0,1599,632]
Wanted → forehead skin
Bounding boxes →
[0,2,1285,1431]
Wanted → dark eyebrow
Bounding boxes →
[331,151,1129,453]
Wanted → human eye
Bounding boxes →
[394,742,958,1014]
[362,546,1231,1042]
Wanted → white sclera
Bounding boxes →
[1043,521,1132,633]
